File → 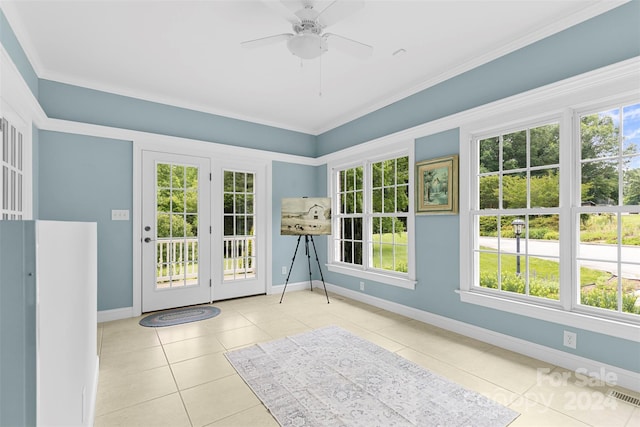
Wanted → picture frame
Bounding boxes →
[416,154,459,215]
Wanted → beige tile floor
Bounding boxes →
[95,289,640,427]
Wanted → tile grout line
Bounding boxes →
[157,327,196,427]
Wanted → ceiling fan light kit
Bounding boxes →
[287,33,327,59]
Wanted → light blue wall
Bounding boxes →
[38,80,317,158]
[0,9,38,97]
[271,161,325,286]
[316,0,640,155]
[37,131,133,311]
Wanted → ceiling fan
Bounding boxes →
[241,0,373,60]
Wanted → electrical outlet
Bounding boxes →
[359,281,365,291]
[563,330,577,349]
[281,266,287,275]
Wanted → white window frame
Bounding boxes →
[326,140,416,289]
[459,87,640,341]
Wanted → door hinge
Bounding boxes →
[209,279,212,288]
[209,173,212,181]
[210,226,212,234]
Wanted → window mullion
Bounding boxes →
[562,109,577,311]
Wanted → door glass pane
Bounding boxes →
[224,170,256,281]
[156,162,199,289]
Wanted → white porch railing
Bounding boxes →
[156,236,255,283]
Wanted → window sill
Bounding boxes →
[326,263,416,290]
[457,289,640,342]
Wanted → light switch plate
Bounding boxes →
[111,209,130,221]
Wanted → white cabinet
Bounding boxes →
[0,221,98,426]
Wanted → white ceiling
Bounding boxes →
[1,0,624,135]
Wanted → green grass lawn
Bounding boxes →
[478,247,605,286]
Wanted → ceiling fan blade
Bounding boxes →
[262,0,301,24]
[324,33,372,59]
[241,33,294,49]
[318,0,364,27]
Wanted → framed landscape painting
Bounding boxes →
[416,155,459,214]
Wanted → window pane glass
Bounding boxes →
[623,103,640,153]
[186,214,198,237]
[246,173,254,193]
[395,243,408,273]
[581,159,619,205]
[224,194,233,213]
[236,216,246,235]
[186,190,198,213]
[502,172,527,209]
[579,260,619,312]
[346,168,355,191]
[479,175,499,209]
[384,187,395,212]
[157,213,170,238]
[171,190,185,213]
[530,168,559,208]
[224,215,234,236]
[528,214,559,255]
[503,130,526,170]
[478,215,499,240]
[172,165,185,187]
[185,166,198,189]
[246,195,254,214]
[479,137,500,173]
[355,167,364,190]
[157,189,170,213]
[479,251,499,290]
[579,213,618,261]
[235,172,246,192]
[343,218,352,239]
[342,241,352,263]
[224,171,234,192]
[383,159,396,186]
[346,192,354,214]
[354,242,363,265]
[621,215,640,263]
[623,155,640,205]
[372,162,382,188]
[530,123,560,167]
[397,185,409,212]
[501,254,526,294]
[235,194,245,214]
[372,188,382,213]
[355,190,363,213]
[581,109,620,160]
[157,163,171,187]
[398,156,409,184]
[353,217,362,240]
[528,256,560,300]
[171,214,186,237]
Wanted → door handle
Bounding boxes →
[144,237,154,243]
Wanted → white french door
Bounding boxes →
[212,166,266,300]
[141,151,211,312]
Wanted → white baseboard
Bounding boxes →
[269,281,311,295]
[323,282,640,393]
[97,306,134,323]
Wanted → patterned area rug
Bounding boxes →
[226,326,519,427]
[139,305,220,327]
